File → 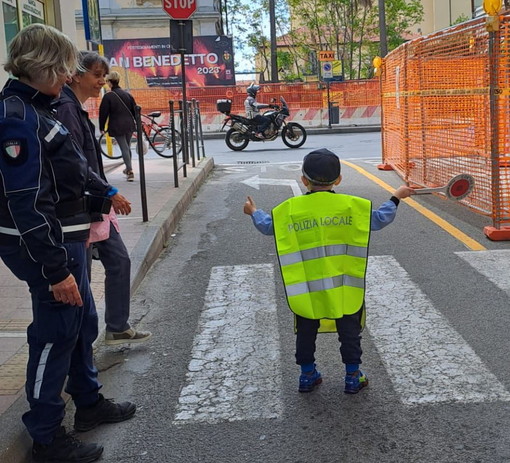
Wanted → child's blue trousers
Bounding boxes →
[295,305,364,366]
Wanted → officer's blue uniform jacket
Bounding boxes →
[0,79,92,285]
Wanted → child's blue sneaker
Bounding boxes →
[298,368,322,393]
[344,370,368,394]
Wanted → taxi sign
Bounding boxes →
[318,50,335,61]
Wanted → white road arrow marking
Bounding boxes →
[242,175,302,197]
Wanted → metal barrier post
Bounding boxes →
[326,81,331,129]
[134,105,149,222]
[377,63,391,171]
[195,100,206,160]
[402,44,410,182]
[192,99,200,161]
[489,28,502,229]
[179,100,189,177]
[179,100,190,170]
[417,40,428,182]
[188,100,196,167]
[169,100,179,188]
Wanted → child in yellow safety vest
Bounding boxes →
[243,148,415,394]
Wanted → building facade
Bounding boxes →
[411,0,483,35]
[74,0,222,50]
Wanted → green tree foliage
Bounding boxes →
[452,14,470,25]
[221,0,266,71]
[221,0,290,78]
[272,0,422,80]
[222,0,422,81]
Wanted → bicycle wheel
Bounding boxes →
[98,133,126,159]
[151,126,182,158]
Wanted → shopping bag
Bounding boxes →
[88,214,111,244]
[88,205,118,245]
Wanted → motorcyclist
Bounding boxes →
[244,83,275,138]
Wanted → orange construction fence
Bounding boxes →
[85,79,381,130]
[379,13,510,239]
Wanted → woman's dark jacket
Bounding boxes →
[98,87,136,137]
[55,85,113,220]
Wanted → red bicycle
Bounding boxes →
[99,111,182,159]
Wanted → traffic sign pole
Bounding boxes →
[327,80,331,129]
[163,0,197,168]
[179,20,189,165]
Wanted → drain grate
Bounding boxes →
[237,160,271,164]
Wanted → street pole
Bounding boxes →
[178,20,189,166]
[269,0,278,82]
[378,0,388,57]
[327,80,331,129]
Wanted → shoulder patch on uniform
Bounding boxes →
[2,139,28,165]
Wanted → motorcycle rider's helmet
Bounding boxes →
[247,83,260,97]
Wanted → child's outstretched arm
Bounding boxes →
[372,185,415,231]
[243,196,274,235]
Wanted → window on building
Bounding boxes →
[2,1,19,46]
[21,0,45,28]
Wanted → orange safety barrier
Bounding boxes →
[379,13,510,240]
[85,80,381,129]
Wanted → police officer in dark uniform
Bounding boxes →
[0,24,136,463]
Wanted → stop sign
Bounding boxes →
[163,0,197,19]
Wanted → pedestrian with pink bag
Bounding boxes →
[55,51,152,346]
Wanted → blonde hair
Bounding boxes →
[4,24,79,85]
[106,71,121,84]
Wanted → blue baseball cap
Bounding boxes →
[302,149,341,185]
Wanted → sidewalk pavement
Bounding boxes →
[0,124,380,462]
[0,152,215,463]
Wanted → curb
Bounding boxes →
[128,156,214,294]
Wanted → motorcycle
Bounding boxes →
[217,97,307,151]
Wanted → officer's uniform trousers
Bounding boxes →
[87,222,131,333]
[1,241,102,444]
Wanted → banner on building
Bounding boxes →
[102,36,235,88]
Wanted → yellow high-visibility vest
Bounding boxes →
[272,192,371,320]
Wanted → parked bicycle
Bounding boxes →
[99,111,182,159]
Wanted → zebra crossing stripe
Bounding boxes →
[173,264,283,424]
[456,249,510,293]
[366,255,510,405]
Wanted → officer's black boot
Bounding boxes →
[74,393,136,432]
[32,426,103,462]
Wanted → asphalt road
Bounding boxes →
[81,132,510,463]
